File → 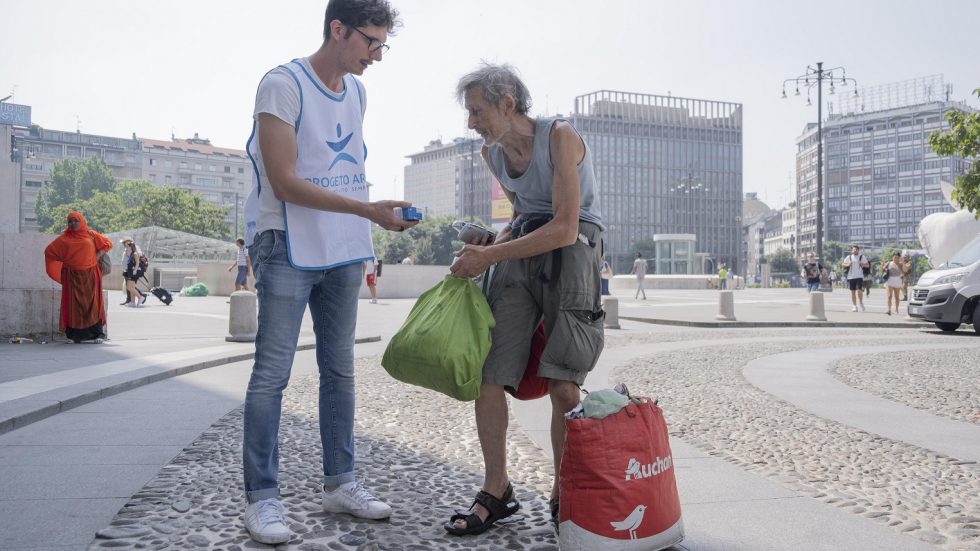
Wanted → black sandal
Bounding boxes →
[549,496,559,533]
[444,483,520,536]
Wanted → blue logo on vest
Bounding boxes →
[326,123,358,170]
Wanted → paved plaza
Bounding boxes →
[0,286,978,550]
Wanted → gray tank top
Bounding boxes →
[487,117,604,230]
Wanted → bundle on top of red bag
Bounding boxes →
[558,386,684,551]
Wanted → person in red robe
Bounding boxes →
[44,211,113,343]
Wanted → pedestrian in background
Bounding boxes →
[842,245,869,312]
[718,264,728,290]
[901,253,913,301]
[882,252,904,315]
[599,256,613,295]
[365,259,379,303]
[631,252,647,299]
[227,238,251,291]
[121,239,148,307]
[801,253,825,293]
[44,211,112,343]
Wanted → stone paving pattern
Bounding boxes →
[85,326,980,550]
[834,348,980,426]
[89,357,566,551]
[619,331,980,551]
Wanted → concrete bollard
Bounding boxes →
[806,291,828,321]
[716,290,736,321]
[226,290,257,342]
[183,276,198,289]
[602,296,621,329]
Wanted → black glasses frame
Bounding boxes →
[351,27,389,54]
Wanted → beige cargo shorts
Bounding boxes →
[482,221,605,390]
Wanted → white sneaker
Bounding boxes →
[860,304,866,312]
[322,481,391,520]
[370,298,378,304]
[851,306,858,312]
[244,498,291,544]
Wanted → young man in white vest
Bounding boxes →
[240,0,413,544]
[447,63,606,536]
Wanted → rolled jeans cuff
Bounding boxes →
[247,487,280,504]
[324,471,356,488]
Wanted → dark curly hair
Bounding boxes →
[323,0,400,41]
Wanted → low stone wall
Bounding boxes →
[358,264,449,299]
[0,233,61,338]
[609,274,743,290]
[195,262,448,298]
[197,263,256,296]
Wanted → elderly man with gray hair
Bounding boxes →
[446,62,606,536]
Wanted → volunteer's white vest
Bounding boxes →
[248,60,374,270]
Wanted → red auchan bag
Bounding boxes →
[559,397,684,550]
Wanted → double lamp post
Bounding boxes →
[781,62,858,268]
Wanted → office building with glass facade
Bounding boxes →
[795,94,973,253]
[569,90,743,274]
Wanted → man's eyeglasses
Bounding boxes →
[351,27,389,54]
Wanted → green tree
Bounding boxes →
[114,179,154,209]
[769,248,798,273]
[35,157,116,230]
[44,191,126,234]
[929,87,980,217]
[133,187,230,239]
[822,240,849,265]
[372,215,463,265]
[43,181,231,239]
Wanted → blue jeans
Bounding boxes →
[807,281,820,292]
[243,230,362,503]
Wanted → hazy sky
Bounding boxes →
[3,0,977,209]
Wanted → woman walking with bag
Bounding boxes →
[120,238,148,307]
[44,211,112,343]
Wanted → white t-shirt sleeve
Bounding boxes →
[253,68,300,127]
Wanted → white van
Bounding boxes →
[907,232,980,334]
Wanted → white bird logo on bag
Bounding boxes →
[625,458,642,479]
[610,504,646,540]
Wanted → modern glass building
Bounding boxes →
[795,76,974,253]
[569,91,743,274]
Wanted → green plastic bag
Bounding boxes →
[382,275,495,401]
[184,282,209,297]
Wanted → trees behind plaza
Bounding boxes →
[372,215,461,265]
[929,86,979,217]
[35,158,230,239]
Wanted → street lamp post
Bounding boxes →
[735,215,742,279]
[670,170,706,235]
[782,62,857,265]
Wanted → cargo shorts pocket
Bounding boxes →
[542,303,605,375]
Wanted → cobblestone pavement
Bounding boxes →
[88,356,565,551]
[619,330,980,551]
[89,328,980,550]
[834,347,980,426]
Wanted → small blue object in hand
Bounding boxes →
[400,207,422,221]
